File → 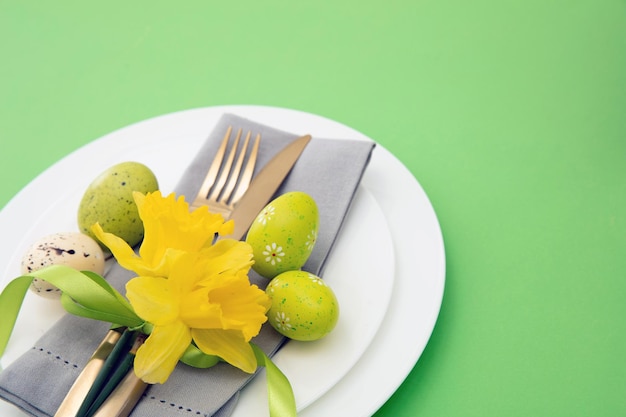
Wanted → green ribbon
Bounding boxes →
[0,265,144,358]
[181,344,297,416]
[253,344,297,417]
[0,275,32,358]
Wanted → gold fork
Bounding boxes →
[189,126,261,217]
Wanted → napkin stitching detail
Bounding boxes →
[142,393,207,416]
[32,345,80,369]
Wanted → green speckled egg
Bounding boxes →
[77,162,158,249]
[246,191,319,279]
[266,270,339,341]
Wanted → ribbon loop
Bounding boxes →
[0,265,144,359]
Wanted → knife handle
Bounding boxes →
[91,369,148,417]
[54,329,122,417]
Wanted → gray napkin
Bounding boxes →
[0,113,375,417]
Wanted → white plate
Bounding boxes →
[232,107,445,416]
[0,106,404,415]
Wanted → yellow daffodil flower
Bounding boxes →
[127,248,270,384]
[0,183,298,416]
[91,190,270,383]
[92,191,234,277]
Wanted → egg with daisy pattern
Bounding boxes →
[266,270,339,341]
[246,191,319,279]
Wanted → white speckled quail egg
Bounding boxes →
[20,232,105,299]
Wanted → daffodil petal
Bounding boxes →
[132,190,146,213]
[91,223,140,266]
[218,218,235,237]
[192,329,257,374]
[126,276,177,325]
[198,240,253,278]
[134,321,191,384]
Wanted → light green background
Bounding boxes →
[1,1,625,416]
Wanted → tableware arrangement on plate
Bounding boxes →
[50,122,315,417]
[0,105,445,416]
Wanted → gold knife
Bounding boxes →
[225,134,311,240]
[59,133,312,417]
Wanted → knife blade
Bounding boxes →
[65,133,312,417]
[224,133,312,240]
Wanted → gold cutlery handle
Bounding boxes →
[54,329,122,417]
[91,370,148,417]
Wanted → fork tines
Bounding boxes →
[190,126,260,216]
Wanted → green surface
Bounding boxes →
[1,1,625,416]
